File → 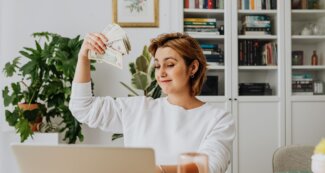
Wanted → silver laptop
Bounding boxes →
[11,144,156,173]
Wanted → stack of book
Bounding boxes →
[184,0,224,9]
[239,83,272,95]
[184,18,219,35]
[238,40,277,66]
[200,44,224,65]
[241,15,272,35]
[239,0,277,10]
[292,73,314,95]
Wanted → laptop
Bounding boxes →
[11,144,156,173]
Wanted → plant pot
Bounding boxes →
[18,103,42,132]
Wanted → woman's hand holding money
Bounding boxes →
[78,33,108,60]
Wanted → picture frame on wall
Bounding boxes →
[113,0,159,27]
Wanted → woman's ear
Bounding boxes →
[190,59,199,75]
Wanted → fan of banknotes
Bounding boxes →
[88,24,131,69]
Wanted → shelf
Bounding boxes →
[238,66,278,70]
[184,9,224,20]
[238,10,277,18]
[207,65,225,70]
[184,8,225,14]
[289,95,325,101]
[188,33,225,39]
[291,35,325,44]
[238,35,277,40]
[292,65,325,70]
[238,9,277,14]
[291,9,325,21]
[236,96,280,102]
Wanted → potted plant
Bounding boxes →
[2,32,95,143]
[112,46,161,140]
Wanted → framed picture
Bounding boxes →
[113,0,159,27]
[292,50,304,65]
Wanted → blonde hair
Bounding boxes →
[148,32,207,96]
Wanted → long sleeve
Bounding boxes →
[68,82,123,133]
[198,112,235,173]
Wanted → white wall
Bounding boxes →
[0,0,179,172]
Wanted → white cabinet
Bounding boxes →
[284,0,325,146]
[177,0,325,173]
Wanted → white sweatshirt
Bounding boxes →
[69,82,235,173]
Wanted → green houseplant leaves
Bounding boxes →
[2,32,95,143]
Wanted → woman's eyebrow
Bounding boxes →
[154,57,178,62]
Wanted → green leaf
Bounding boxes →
[19,50,33,60]
[3,57,20,77]
[3,87,11,106]
[145,80,157,94]
[131,71,149,90]
[5,110,19,126]
[142,45,151,63]
[35,40,42,52]
[151,85,162,99]
[15,119,33,142]
[135,55,149,73]
[22,109,40,122]
[20,61,38,76]
[129,63,136,75]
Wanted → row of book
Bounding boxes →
[184,0,224,9]
[241,15,272,35]
[292,0,321,9]
[292,73,314,95]
[238,40,277,66]
[238,0,277,10]
[184,18,221,35]
[200,44,224,65]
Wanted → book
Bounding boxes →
[184,18,217,22]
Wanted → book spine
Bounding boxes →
[195,0,200,8]
[219,0,224,9]
[189,0,195,8]
[184,0,190,8]
[184,18,217,22]
[250,0,255,10]
[207,0,214,9]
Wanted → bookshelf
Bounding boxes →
[284,0,325,149]
[179,1,325,173]
[287,0,325,97]
[183,0,228,97]
[182,1,284,173]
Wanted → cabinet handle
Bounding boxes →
[229,98,232,101]
[234,98,237,101]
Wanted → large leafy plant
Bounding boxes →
[120,45,161,98]
[112,46,161,140]
[2,32,95,143]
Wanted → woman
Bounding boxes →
[69,32,235,173]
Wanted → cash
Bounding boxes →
[88,24,131,69]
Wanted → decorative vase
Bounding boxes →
[312,154,325,173]
[311,50,319,66]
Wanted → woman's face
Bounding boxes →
[154,47,191,95]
